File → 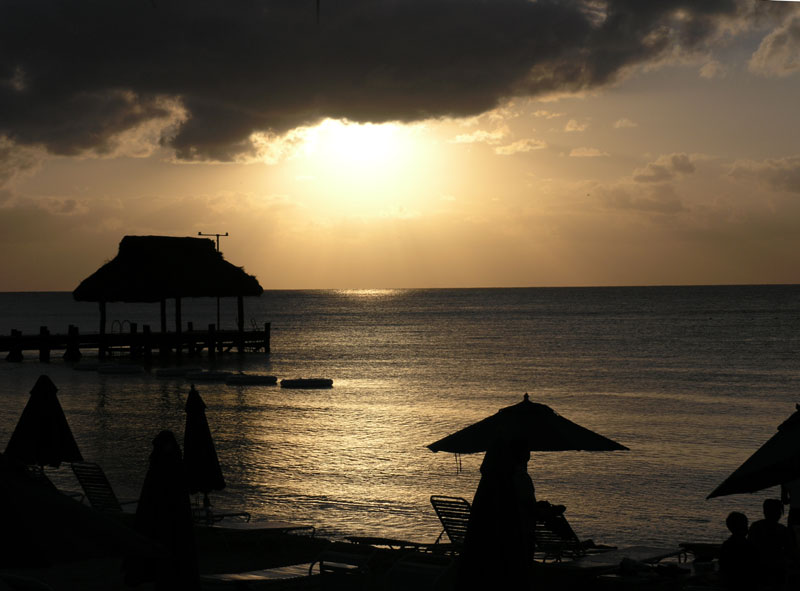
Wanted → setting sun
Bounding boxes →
[305,120,408,168]
[285,118,440,218]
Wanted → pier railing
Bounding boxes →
[1,322,271,362]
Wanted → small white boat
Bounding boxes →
[225,373,278,385]
[185,370,232,381]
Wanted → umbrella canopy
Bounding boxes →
[707,404,800,499]
[427,393,628,454]
[4,375,83,467]
[183,385,225,500]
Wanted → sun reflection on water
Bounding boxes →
[335,289,407,299]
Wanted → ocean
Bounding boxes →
[1,285,799,548]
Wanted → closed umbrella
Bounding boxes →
[707,404,800,499]
[4,375,83,467]
[182,385,225,508]
[428,393,628,454]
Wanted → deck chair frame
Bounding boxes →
[71,461,136,512]
[534,513,613,562]
[430,495,471,547]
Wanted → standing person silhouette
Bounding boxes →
[125,430,200,590]
[457,438,536,590]
[781,477,800,529]
[719,511,754,591]
[747,498,792,591]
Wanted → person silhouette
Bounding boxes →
[781,477,800,529]
[456,438,535,590]
[719,511,754,590]
[125,430,200,590]
[747,498,792,590]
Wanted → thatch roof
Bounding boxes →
[73,236,263,302]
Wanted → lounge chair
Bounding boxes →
[534,513,615,563]
[70,461,137,513]
[430,494,610,563]
[429,495,470,548]
[201,544,375,589]
[192,504,252,526]
[24,465,85,503]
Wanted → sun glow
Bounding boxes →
[304,119,407,169]
[286,118,439,217]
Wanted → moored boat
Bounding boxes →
[280,378,333,389]
[225,373,278,385]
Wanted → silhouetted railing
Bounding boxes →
[1,322,271,361]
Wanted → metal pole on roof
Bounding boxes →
[198,232,228,253]
[198,232,228,330]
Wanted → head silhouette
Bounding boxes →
[509,437,530,467]
[726,511,748,537]
[149,430,182,466]
[762,498,784,522]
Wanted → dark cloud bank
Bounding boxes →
[0,0,757,161]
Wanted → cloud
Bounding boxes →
[0,0,752,161]
[494,138,546,155]
[565,119,589,132]
[600,184,686,215]
[569,147,608,158]
[633,153,696,182]
[0,137,44,189]
[729,156,800,193]
[699,59,728,79]
[749,14,800,77]
[533,110,564,119]
[613,118,638,129]
[452,128,509,145]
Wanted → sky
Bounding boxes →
[1,0,799,291]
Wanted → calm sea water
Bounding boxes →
[1,286,799,548]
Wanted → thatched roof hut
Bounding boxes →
[73,236,263,356]
[74,235,262,302]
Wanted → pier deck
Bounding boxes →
[1,323,270,361]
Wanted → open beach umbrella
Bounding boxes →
[707,404,800,499]
[427,393,629,454]
[4,375,83,467]
[182,385,225,507]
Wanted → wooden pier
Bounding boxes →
[0,322,271,362]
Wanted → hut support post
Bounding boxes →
[63,325,81,362]
[6,330,23,362]
[175,298,182,358]
[39,326,50,362]
[237,295,245,353]
[187,322,195,356]
[208,324,216,360]
[99,301,107,360]
[143,325,152,361]
[159,299,168,358]
[130,323,139,359]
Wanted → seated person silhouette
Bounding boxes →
[747,498,793,590]
[719,511,754,591]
